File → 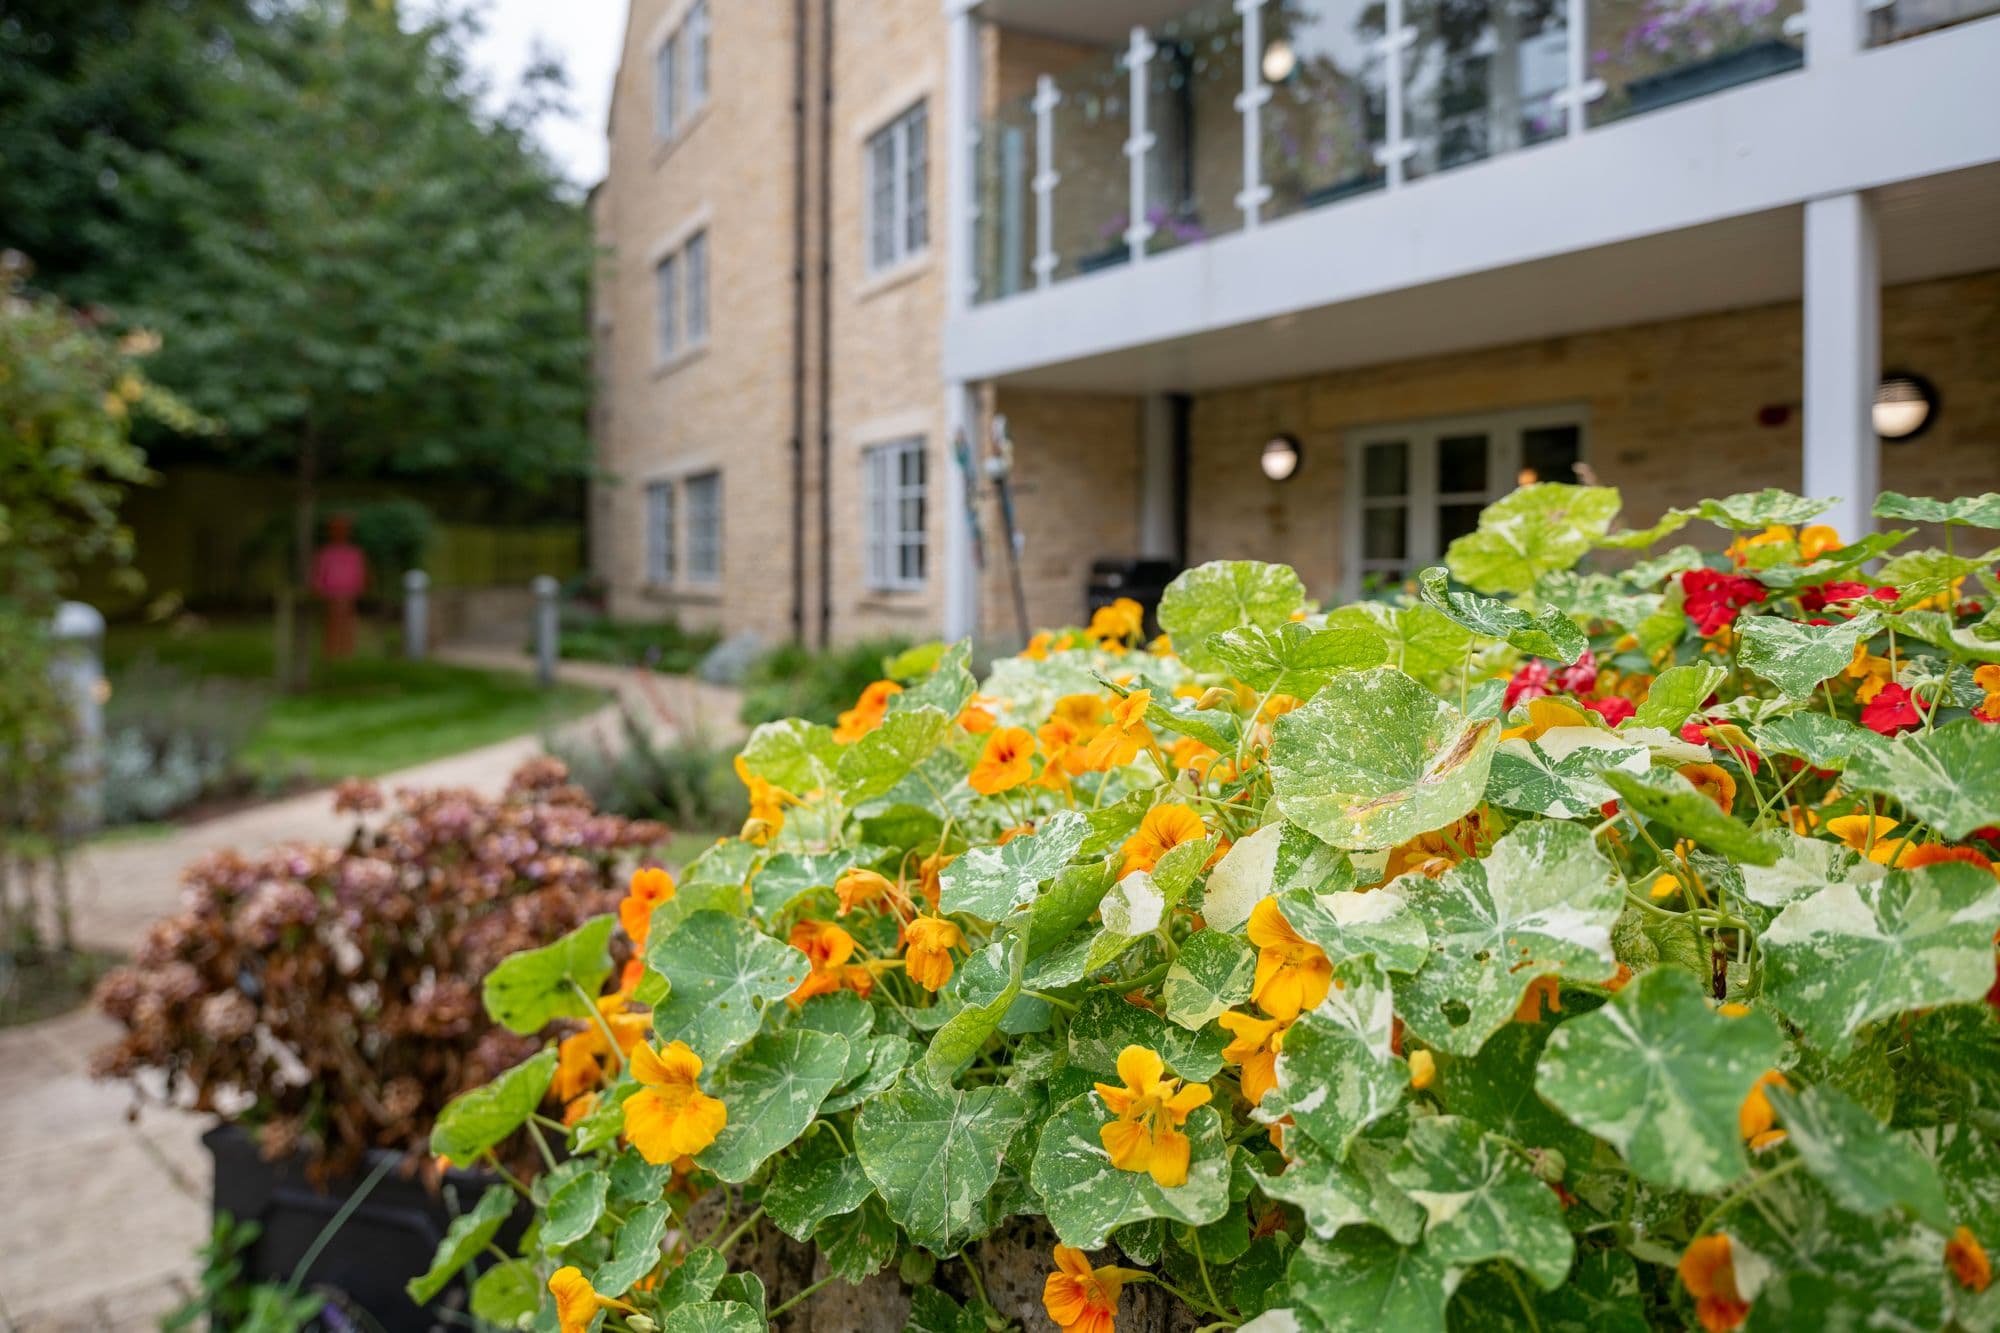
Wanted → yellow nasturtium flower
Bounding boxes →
[904,914,964,992]
[1094,1045,1211,1188]
[549,1266,634,1333]
[1246,898,1332,1021]
[621,1040,727,1164]
[970,726,1036,795]
[1043,1244,1143,1333]
[1117,803,1206,880]
[1082,691,1153,770]
[1217,1010,1289,1107]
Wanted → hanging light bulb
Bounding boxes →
[1261,434,1301,481]
[1261,38,1297,83]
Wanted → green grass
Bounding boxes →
[106,620,605,783]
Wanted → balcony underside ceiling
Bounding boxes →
[964,0,1190,46]
[988,159,2000,396]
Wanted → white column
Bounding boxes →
[1802,191,1880,540]
[1124,27,1158,264]
[1139,395,1177,559]
[1031,74,1061,287]
[942,381,983,642]
[946,9,979,315]
[1560,0,1606,136]
[1804,0,1869,61]
[1374,0,1417,187]
[1234,0,1273,227]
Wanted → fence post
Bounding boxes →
[532,575,560,688]
[403,569,430,662]
[49,601,105,834]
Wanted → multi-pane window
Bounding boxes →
[654,32,680,138]
[653,3,708,141]
[864,438,928,590]
[684,471,722,584]
[654,253,680,361]
[866,101,929,271]
[683,231,708,346]
[686,0,710,111]
[1346,410,1585,597]
[645,481,676,584]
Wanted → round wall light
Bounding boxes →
[1874,372,1938,442]
[1261,39,1297,84]
[1262,434,1301,481]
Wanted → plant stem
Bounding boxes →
[768,1274,837,1319]
[1693,1157,1803,1239]
[571,978,628,1071]
[526,1120,560,1174]
[961,1245,992,1311]
[1498,1261,1544,1333]
[1191,1224,1225,1316]
[707,1204,765,1257]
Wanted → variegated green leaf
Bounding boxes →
[1694,488,1835,530]
[737,717,840,794]
[1600,765,1783,866]
[836,705,952,802]
[1737,613,1884,701]
[696,1028,848,1183]
[1386,1115,1574,1290]
[592,1202,672,1297]
[1250,1129,1423,1243]
[1027,1092,1230,1248]
[1269,958,1406,1157]
[481,915,617,1034]
[853,1079,1028,1254]
[1487,729,1651,819]
[1068,989,1229,1082]
[1751,711,1872,770]
[1206,620,1389,694]
[939,808,1090,921]
[1415,566,1587,663]
[644,911,809,1065]
[1163,929,1258,1030]
[1158,559,1309,670]
[406,1185,515,1305]
[1275,888,1431,974]
[1280,1230,1454,1333]
[1628,662,1726,732]
[766,1133,876,1242]
[1770,1082,1951,1230]
[1842,720,2000,840]
[1443,484,1624,595]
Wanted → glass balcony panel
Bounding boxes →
[1261,0,1388,221]
[974,90,1037,303]
[1404,0,1570,182]
[1050,48,1137,281]
[1146,0,1248,257]
[1585,0,1803,128]
[1869,0,2000,43]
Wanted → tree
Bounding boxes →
[3,3,596,688]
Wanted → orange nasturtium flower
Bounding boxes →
[1118,802,1207,879]
[1797,524,1842,562]
[1087,596,1146,647]
[1217,1011,1289,1107]
[733,754,792,843]
[788,919,873,1003]
[622,1040,727,1164]
[554,992,649,1103]
[549,1266,634,1333]
[1514,974,1562,1023]
[1738,1070,1790,1151]
[1042,1244,1143,1333]
[1408,1048,1437,1090]
[1382,811,1486,883]
[1900,842,1998,875]
[1948,1226,1993,1293]
[1095,1045,1212,1187]
[1826,813,1909,866]
[1247,898,1332,1021]
[834,679,902,742]
[1973,664,2000,722]
[835,866,896,916]
[970,726,1036,795]
[1678,762,1738,816]
[1083,690,1154,770]
[1725,523,1795,567]
[1679,1234,1752,1331]
[904,914,965,992]
[620,866,677,945]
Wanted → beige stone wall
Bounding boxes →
[597,0,805,641]
[1183,270,2000,604]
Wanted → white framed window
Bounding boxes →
[864,438,928,591]
[645,480,676,584]
[866,100,929,272]
[654,32,680,138]
[686,0,710,112]
[1344,406,1586,598]
[684,470,722,584]
[683,230,708,346]
[654,253,681,361]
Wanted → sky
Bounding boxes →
[454,0,631,188]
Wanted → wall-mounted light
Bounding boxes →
[1262,434,1301,482]
[1261,39,1297,84]
[1874,372,1938,442]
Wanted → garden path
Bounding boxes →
[0,661,741,1332]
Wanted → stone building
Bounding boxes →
[594,0,2000,646]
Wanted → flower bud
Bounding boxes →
[740,816,776,843]
[1532,1148,1567,1183]
[1195,686,1234,712]
[627,1317,658,1333]
[900,1248,937,1286]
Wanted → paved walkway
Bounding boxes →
[1,657,742,1331]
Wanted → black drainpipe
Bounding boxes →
[789,0,809,643]
[1170,392,1193,567]
[815,0,835,647]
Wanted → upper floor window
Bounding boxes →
[866,100,929,272]
[864,438,927,590]
[645,480,676,584]
[684,470,723,584]
[684,230,709,346]
[654,252,681,361]
[653,2,709,142]
[1345,407,1585,597]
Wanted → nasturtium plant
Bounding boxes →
[424,489,2000,1333]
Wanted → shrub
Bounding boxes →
[419,486,2000,1332]
[556,702,748,834]
[739,635,912,728]
[92,758,667,1180]
[553,615,721,675]
[100,655,270,824]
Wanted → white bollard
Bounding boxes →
[50,601,106,834]
[532,575,560,688]
[403,569,430,661]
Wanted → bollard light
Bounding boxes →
[532,575,561,689]
[402,569,430,662]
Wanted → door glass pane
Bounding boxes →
[1364,506,1407,560]
[1521,424,1581,486]
[1439,502,1485,546]
[1363,441,1408,497]
[1437,433,1488,494]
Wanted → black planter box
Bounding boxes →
[1624,37,1804,116]
[1077,244,1132,274]
[205,1124,528,1333]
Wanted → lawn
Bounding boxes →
[104,620,605,783]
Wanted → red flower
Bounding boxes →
[1505,659,1552,710]
[1555,649,1599,696]
[1584,696,1636,725]
[1798,581,1896,614]
[1861,683,1927,736]
[1682,569,1767,636]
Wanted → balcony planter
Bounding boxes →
[205,1124,530,1333]
[1624,37,1803,115]
[1301,171,1387,211]
[1077,244,1132,275]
